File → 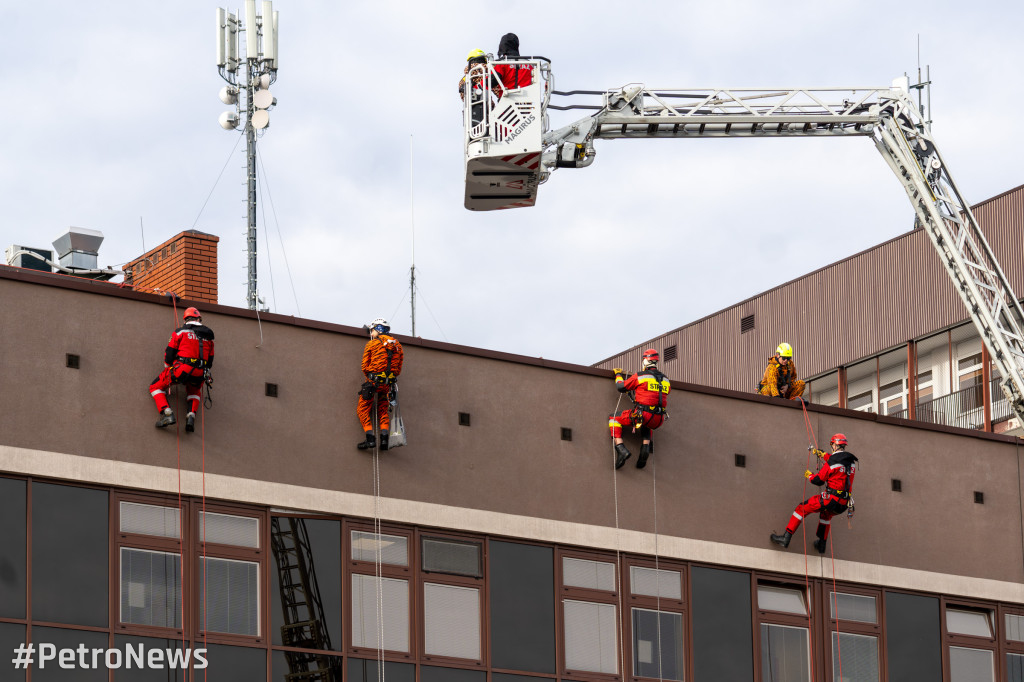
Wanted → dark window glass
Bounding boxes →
[1007,653,1024,682]
[885,591,941,682]
[633,608,684,680]
[421,665,486,682]
[270,518,342,650]
[346,657,415,682]
[0,477,26,618]
[31,626,108,682]
[31,483,108,627]
[112,635,186,681]
[691,566,753,681]
[0,622,26,681]
[489,541,555,674]
[199,644,266,681]
[272,649,343,681]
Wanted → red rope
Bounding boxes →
[830,535,843,681]
[168,296,186,658]
[202,402,208,682]
[799,399,819,678]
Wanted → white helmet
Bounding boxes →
[369,317,390,333]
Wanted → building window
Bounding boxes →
[198,510,260,548]
[628,563,685,680]
[0,477,26,620]
[848,390,874,413]
[879,379,906,415]
[422,536,482,577]
[757,583,810,682]
[347,524,412,656]
[489,540,556,674]
[945,604,996,682]
[560,552,620,676]
[200,556,259,636]
[351,574,410,653]
[1005,611,1024,682]
[423,582,480,660]
[917,369,934,402]
[120,548,182,629]
[830,591,880,682]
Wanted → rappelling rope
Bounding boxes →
[798,398,818,679]
[371,401,386,682]
[650,453,664,682]
[168,295,186,658]
[609,392,628,679]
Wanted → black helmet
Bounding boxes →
[498,33,520,58]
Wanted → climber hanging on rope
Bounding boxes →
[149,306,214,432]
[758,342,806,401]
[770,433,857,554]
[609,349,670,470]
[357,317,404,451]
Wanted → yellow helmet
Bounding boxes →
[466,48,486,61]
[776,342,793,358]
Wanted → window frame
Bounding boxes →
[344,519,415,661]
[625,556,687,682]
[942,597,998,682]
[823,584,884,682]
[415,529,487,669]
[754,577,814,682]
[112,491,187,640]
[557,547,623,681]
[192,501,266,646]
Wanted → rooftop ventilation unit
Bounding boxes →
[52,227,104,272]
[5,245,53,272]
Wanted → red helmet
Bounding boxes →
[183,307,202,321]
[641,349,659,369]
[830,433,848,447]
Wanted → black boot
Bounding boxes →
[357,432,376,450]
[185,412,195,433]
[813,538,827,554]
[636,443,651,469]
[155,409,176,428]
[379,432,390,451]
[770,530,792,548]
[614,443,631,469]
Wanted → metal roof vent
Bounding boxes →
[52,227,104,271]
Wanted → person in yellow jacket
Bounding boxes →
[357,318,404,451]
[759,343,806,400]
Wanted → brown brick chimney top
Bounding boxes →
[124,230,219,304]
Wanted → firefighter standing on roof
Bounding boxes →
[149,307,214,433]
[759,342,806,400]
[770,433,858,554]
[609,349,670,470]
[357,318,403,451]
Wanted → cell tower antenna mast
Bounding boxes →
[410,135,416,337]
[215,1,280,310]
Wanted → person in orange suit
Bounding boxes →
[357,317,404,451]
[759,342,806,400]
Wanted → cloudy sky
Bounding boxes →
[2,1,1021,365]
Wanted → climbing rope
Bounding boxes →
[650,453,664,682]
[371,401,386,682]
[798,398,818,679]
[609,393,628,679]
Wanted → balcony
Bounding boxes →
[890,379,1015,431]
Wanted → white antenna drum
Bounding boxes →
[253,89,274,109]
[252,110,270,129]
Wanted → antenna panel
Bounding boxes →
[215,8,226,67]
[245,0,258,59]
[262,1,274,64]
[271,12,279,70]
[227,13,238,68]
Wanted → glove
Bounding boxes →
[612,368,624,375]
[804,470,813,480]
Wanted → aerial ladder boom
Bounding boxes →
[463,70,1024,425]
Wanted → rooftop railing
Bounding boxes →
[890,379,1009,430]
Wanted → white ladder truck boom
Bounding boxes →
[463,69,1024,425]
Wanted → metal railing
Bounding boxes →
[889,379,1009,430]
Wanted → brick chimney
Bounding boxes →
[124,231,219,304]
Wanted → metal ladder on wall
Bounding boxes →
[270,517,340,681]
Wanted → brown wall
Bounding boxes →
[123,230,219,304]
[598,182,1024,388]
[1,267,1023,587]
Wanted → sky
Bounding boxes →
[2,1,1022,366]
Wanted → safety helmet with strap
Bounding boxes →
[776,342,793,358]
[641,348,659,370]
[466,48,486,62]
[183,307,202,322]
[830,433,848,448]
[369,317,390,334]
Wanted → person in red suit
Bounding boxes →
[771,433,858,554]
[492,33,533,92]
[149,307,214,432]
[609,349,670,470]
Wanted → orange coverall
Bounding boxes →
[357,334,404,432]
[759,357,806,399]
